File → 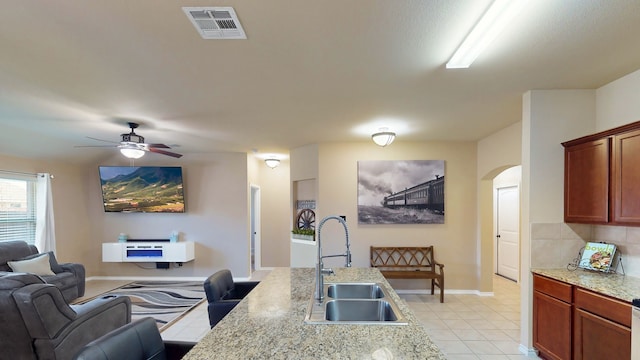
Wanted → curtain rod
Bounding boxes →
[0,170,54,178]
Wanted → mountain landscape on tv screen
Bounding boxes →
[100,167,185,213]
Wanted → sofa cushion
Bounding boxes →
[0,241,39,271]
[41,272,77,290]
[8,253,55,275]
[22,251,64,273]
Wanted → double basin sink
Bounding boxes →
[304,282,408,325]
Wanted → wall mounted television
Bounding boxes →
[99,166,185,213]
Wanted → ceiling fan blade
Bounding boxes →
[147,143,171,149]
[148,147,183,158]
[74,144,118,148]
[86,136,120,144]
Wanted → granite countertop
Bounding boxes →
[532,268,640,303]
[183,267,446,360]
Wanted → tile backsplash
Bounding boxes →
[531,223,640,277]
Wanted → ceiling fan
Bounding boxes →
[77,122,182,158]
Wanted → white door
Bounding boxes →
[250,185,261,273]
[496,186,519,281]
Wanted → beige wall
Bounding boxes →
[82,152,252,278]
[256,156,291,268]
[313,141,478,290]
[0,154,91,265]
[1,149,291,279]
[476,122,522,291]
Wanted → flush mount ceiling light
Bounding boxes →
[265,158,280,169]
[371,128,396,147]
[120,146,145,159]
[446,0,528,69]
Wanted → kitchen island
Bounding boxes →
[183,267,446,360]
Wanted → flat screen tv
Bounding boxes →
[99,166,185,213]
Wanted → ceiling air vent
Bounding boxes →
[182,7,246,39]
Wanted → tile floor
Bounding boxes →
[400,275,540,360]
[82,272,539,359]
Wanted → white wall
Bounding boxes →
[597,68,640,130]
[521,89,596,353]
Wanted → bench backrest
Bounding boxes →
[370,246,435,271]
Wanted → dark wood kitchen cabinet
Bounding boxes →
[533,274,572,360]
[612,129,640,223]
[533,273,632,360]
[563,138,610,223]
[573,287,631,360]
[562,120,640,225]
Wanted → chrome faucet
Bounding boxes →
[315,215,351,302]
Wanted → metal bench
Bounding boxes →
[370,246,445,303]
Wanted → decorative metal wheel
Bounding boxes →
[296,209,316,230]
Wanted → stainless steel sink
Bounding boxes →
[304,282,407,325]
[327,283,384,299]
[325,299,397,321]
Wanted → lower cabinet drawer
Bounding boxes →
[533,274,572,302]
[573,287,631,327]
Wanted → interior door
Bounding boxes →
[250,185,261,273]
[497,185,519,281]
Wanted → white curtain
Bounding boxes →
[35,173,56,253]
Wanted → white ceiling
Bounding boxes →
[1,0,639,163]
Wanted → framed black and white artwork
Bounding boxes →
[357,160,445,224]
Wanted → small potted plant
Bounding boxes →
[291,228,315,241]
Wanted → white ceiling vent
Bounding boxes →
[182,7,246,39]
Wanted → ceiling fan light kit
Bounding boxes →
[120,147,145,159]
[78,122,183,159]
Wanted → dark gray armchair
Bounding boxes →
[74,317,165,360]
[203,269,259,327]
[0,240,85,302]
[0,272,131,360]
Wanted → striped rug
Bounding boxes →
[100,280,206,330]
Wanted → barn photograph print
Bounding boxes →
[357,160,444,224]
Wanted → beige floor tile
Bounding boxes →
[465,340,504,355]
[480,329,513,341]
[452,328,486,341]
[491,340,523,355]
[434,340,474,354]
[446,355,481,360]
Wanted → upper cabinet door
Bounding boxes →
[564,138,610,224]
[612,129,640,224]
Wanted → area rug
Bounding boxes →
[98,280,206,330]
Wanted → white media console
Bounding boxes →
[102,241,195,263]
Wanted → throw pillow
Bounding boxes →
[8,253,55,276]
[23,251,64,273]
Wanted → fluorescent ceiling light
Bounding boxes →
[446,0,527,69]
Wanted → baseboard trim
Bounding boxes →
[518,344,538,357]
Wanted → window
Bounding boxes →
[0,176,37,244]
